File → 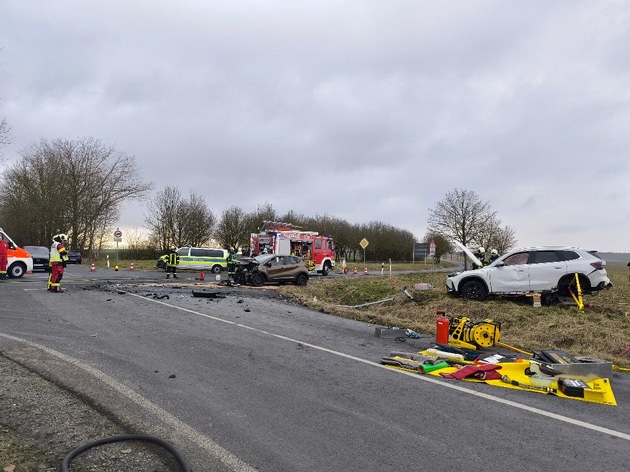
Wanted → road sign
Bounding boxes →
[429,240,436,256]
[114,229,122,238]
[360,238,369,249]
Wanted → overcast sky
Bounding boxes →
[2,1,629,251]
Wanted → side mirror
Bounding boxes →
[265,262,272,267]
[495,261,505,267]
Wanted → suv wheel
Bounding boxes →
[460,280,488,301]
[250,272,266,287]
[296,274,308,286]
[558,274,591,297]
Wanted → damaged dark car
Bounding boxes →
[234,254,309,287]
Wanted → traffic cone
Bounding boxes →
[364,267,368,275]
[90,262,96,272]
[129,262,135,271]
[353,267,358,275]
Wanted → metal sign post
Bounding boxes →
[360,238,369,266]
[113,228,123,261]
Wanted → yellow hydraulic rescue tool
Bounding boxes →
[448,316,501,350]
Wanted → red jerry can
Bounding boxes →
[435,311,450,344]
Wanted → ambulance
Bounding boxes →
[0,228,34,278]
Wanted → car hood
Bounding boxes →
[453,240,483,268]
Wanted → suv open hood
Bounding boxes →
[453,240,483,268]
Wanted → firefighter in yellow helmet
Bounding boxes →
[48,233,69,292]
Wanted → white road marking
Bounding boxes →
[128,292,630,442]
[0,332,256,471]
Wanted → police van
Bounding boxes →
[158,247,229,273]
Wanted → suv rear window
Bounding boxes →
[557,250,580,261]
[531,251,560,264]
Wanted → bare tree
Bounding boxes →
[427,188,497,269]
[145,186,216,251]
[216,206,250,251]
[0,117,11,161]
[476,215,517,255]
[0,137,152,250]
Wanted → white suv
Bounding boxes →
[447,246,613,301]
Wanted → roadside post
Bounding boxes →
[360,238,369,272]
[114,228,122,261]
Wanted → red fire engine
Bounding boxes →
[250,221,336,275]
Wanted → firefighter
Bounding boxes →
[226,248,237,284]
[48,234,69,292]
[472,246,486,269]
[489,248,500,263]
[165,247,179,279]
[0,234,8,280]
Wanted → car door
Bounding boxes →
[528,250,567,291]
[488,251,531,293]
[265,256,287,280]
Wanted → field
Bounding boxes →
[278,261,630,369]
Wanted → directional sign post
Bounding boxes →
[360,238,369,265]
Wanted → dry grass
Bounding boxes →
[279,261,630,368]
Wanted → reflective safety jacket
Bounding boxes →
[50,242,68,263]
[166,252,180,267]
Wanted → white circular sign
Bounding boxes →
[114,230,122,238]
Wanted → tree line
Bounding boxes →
[0,137,517,263]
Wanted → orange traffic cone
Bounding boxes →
[129,262,135,271]
[90,262,96,272]
[364,267,368,275]
[353,267,358,275]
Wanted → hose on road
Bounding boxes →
[61,434,191,471]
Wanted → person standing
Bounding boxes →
[0,235,8,280]
[165,247,179,279]
[226,248,237,284]
[48,233,69,292]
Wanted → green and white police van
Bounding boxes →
[157,247,229,273]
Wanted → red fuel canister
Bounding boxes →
[435,311,450,344]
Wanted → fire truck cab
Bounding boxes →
[250,221,336,275]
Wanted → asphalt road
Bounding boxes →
[1,266,629,471]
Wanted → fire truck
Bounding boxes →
[250,221,336,275]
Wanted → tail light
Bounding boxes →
[590,261,604,270]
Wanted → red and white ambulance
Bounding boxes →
[0,228,34,278]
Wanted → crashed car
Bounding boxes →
[234,254,309,287]
[447,243,613,301]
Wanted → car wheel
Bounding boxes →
[558,274,591,296]
[321,262,330,276]
[460,280,488,301]
[211,265,222,274]
[296,274,308,286]
[8,262,26,278]
[250,272,266,287]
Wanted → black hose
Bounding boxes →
[61,434,191,471]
